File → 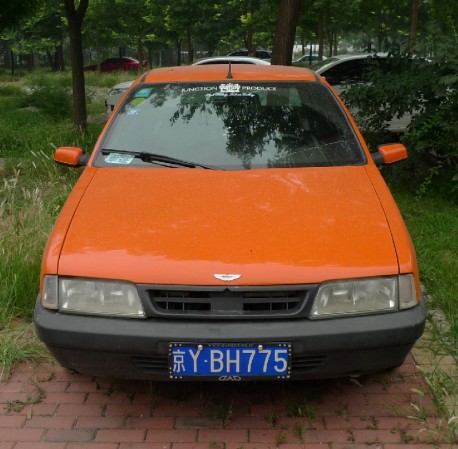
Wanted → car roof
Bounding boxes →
[141,64,318,83]
[193,56,270,65]
[312,53,388,72]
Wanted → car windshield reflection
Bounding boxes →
[97,82,365,170]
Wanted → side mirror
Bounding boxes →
[54,146,89,167]
[372,143,408,166]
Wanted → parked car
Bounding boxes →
[105,80,135,112]
[85,56,140,73]
[193,56,270,66]
[292,54,326,67]
[35,64,425,381]
[227,49,272,60]
[311,53,411,132]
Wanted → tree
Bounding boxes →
[0,0,40,30]
[271,0,302,65]
[63,0,89,132]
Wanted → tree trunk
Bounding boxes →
[186,26,193,64]
[318,12,324,61]
[63,0,89,133]
[271,0,302,65]
[408,0,419,53]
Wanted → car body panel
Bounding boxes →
[56,166,399,285]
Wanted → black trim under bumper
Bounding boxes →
[34,296,426,381]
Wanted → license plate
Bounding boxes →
[169,343,291,380]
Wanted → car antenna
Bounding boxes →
[227,62,233,79]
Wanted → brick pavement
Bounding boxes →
[0,353,456,449]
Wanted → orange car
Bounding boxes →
[34,65,425,381]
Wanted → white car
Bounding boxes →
[105,80,134,113]
[193,56,270,66]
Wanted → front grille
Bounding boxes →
[143,285,314,319]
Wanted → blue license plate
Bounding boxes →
[169,343,291,380]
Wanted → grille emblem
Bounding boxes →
[214,274,241,281]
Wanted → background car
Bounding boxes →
[105,57,271,112]
[105,80,135,112]
[85,56,140,72]
[311,54,388,91]
[311,53,411,132]
[292,54,326,67]
[193,56,270,66]
[227,49,272,60]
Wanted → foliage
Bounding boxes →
[343,45,458,196]
[0,75,104,328]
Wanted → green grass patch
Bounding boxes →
[392,188,458,352]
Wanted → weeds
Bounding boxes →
[0,322,50,381]
[4,384,46,413]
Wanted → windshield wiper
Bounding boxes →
[101,149,218,170]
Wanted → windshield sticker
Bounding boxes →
[219,83,241,93]
[243,86,277,91]
[105,153,135,164]
[182,86,218,93]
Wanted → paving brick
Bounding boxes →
[56,403,104,417]
[125,416,175,429]
[301,429,350,444]
[119,444,171,449]
[95,429,146,443]
[85,391,134,405]
[0,382,23,393]
[145,429,197,443]
[15,443,66,449]
[0,392,31,403]
[24,415,76,428]
[67,444,119,449]
[44,429,95,442]
[18,403,59,416]
[175,416,221,429]
[172,445,220,449]
[324,416,354,430]
[44,392,87,404]
[0,414,26,427]
[105,404,152,416]
[75,416,126,429]
[248,429,296,444]
[198,429,248,443]
[352,429,403,444]
[227,444,291,449]
[66,382,102,393]
[225,416,271,429]
[0,444,14,449]
[0,428,44,442]
[384,445,453,449]
[153,404,200,417]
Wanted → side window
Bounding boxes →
[323,60,366,85]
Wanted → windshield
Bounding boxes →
[96,81,365,170]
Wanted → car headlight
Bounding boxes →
[108,88,127,96]
[310,275,417,319]
[42,276,145,318]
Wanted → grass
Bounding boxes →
[392,188,458,354]
[0,69,456,386]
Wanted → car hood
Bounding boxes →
[58,167,399,285]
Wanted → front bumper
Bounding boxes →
[34,296,426,380]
